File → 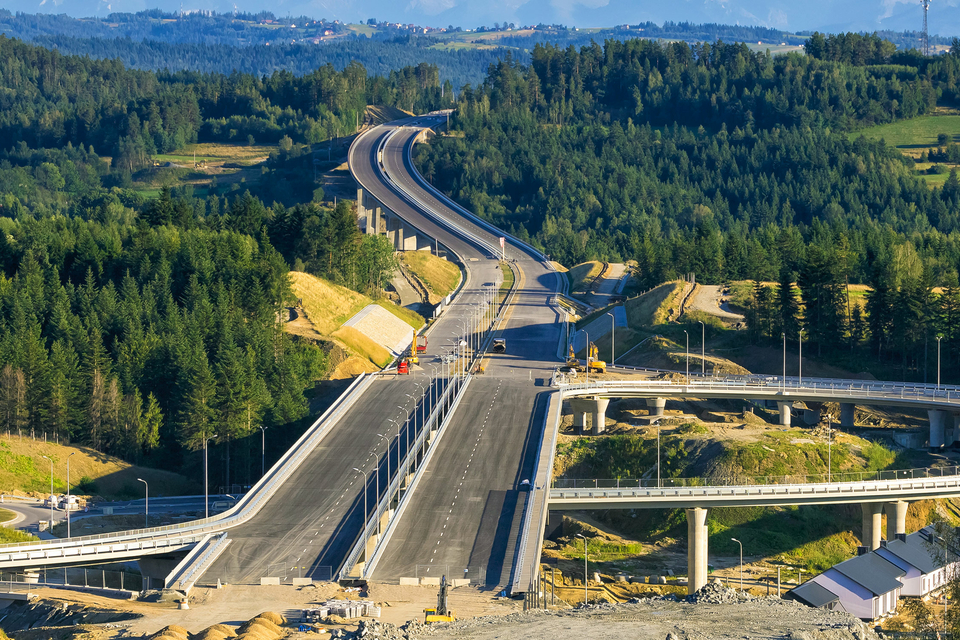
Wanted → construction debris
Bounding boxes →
[301,600,381,622]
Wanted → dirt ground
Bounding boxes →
[408,595,877,640]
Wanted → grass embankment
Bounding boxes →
[499,261,515,303]
[331,326,393,368]
[400,251,461,299]
[567,261,604,293]
[552,425,915,573]
[290,271,423,369]
[0,438,197,499]
[290,271,371,335]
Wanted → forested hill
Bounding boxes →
[0,38,431,486]
[415,34,960,379]
[0,35,453,172]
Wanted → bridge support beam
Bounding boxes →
[591,398,610,435]
[686,507,709,595]
[929,409,948,450]
[886,500,909,541]
[646,398,666,417]
[861,502,883,550]
[777,402,792,427]
[840,403,856,428]
[569,399,592,435]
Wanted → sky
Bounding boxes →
[17,0,960,37]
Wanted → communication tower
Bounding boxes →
[921,0,932,56]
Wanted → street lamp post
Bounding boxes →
[938,335,944,390]
[731,537,743,592]
[66,452,75,538]
[137,478,148,528]
[782,333,786,390]
[798,330,803,384]
[684,330,689,381]
[41,455,54,532]
[352,467,368,529]
[203,434,217,519]
[606,312,616,365]
[656,424,661,488]
[259,426,268,479]
[576,533,588,605]
[698,320,705,375]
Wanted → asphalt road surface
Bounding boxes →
[367,120,563,588]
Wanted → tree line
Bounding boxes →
[415,36,960,380]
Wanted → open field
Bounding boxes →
[853,112,960,149]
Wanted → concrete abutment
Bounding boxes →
[646,397,666,417]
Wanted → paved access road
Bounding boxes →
[361,120,563,588]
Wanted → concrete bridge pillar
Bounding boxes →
[569,399,592,435]
[885,501,909,541]
[646,398,666,417]
[591,398,610,436]
[929,409,948,450]
[840,403,856,428]
[777,402,792,427]
[686,507,709,595]
[861,502,883,550]
[950,415,960,448]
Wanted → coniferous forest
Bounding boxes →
[0,35,448,483]
[415,35,960,380]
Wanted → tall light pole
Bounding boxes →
[42,455,54,532]
[656,424,661,488]
[576,533,588,605]
[66,452,75,538]
[798,330,803,384]
[203,434,217,518]
[782,333,786,390]
[827,416,832,482]
[938,335,944,390]
[606,312,616,365]
[683,330,689,381]
[352,467,368,529]
[698,320,705,375]
[731,537,743,592]
[137,478,148,528]
[259,426,268,479]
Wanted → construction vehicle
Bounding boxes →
[424,576,455,624]
[493,338,506,353]
[406,331,419,365]
[397,359,410,375]
[565,342,606,374]
[587,341,606,374]
[415,333,428,354]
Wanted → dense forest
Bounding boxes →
[415,35,960,378]
[0,38,427,484]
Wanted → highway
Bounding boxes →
[353,118,564,588]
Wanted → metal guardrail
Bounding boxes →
[172,531,230,590]
[553,466,960,489]
[0,373,376,566]
[556,377,960,407]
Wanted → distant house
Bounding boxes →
[786,581,845,612]
[875,527,954,597]
[793,552,905,620]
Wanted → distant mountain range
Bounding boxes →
[8,0,960,39]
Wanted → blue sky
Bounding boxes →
[18,0,960,37]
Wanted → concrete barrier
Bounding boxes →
[260,577,280,586]
[292,578,313,586]
[451,579,470,587]
[420,577,441,586]
[399,577,418,586]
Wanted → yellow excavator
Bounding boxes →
[566,342,605,374]
[423,575,455,624]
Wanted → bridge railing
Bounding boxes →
[558,377,960,404]
[553,466,960,489]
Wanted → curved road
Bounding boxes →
[351,116,563,588]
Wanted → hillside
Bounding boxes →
[0,438,198,500]
[288,271,425,373]
[399,251,461,304]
